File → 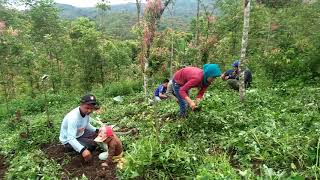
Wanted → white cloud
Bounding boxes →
[10,0,147,10]
[54,0,146,7]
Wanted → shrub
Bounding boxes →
[6,150,61,179]
[104,80,142,97]
[2,92,76,117]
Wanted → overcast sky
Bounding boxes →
[54,0,146,7]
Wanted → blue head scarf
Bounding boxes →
[203,64,221,86]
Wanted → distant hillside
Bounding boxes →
[55,0,215,39]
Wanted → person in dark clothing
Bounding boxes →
[221,60,252,90]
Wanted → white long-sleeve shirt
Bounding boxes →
[59,106,97,152]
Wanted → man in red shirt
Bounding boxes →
[172,64,221,117]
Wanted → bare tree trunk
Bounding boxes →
[264,8,275,55]
[136,0,141,25]
[143,57,148,98]
[28,75,35,97]
[169,3,174,78]
[41,77,52,128]
[99,58,105,86]
[47,49,57,93]
[9,73,15,97]
[170,32,174,77]
[195,0,201,45]
[159,0,173,19]
[3,82,9,114]
[0,66,10,112]
[141,0,173,99]
[265,21,271,53]
[239,0,251,102]
[232,28,237,56]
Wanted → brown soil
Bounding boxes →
[227,147,241,170]
[0,155,7,179]
[208,145,241,170]
[42,143,116,180]
[252,158,263,176]
[20,132,29,139]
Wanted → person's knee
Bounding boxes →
[87,144,97,152]
[79,138,97,151]
[63,144,75,153]
[227,79,239,90]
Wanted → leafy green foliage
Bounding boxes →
[0,0,319,179]
[69,17,104,92]
[196,154,239,179]
[0,80,319,179]
[6,150,61,179]
[103,80,142,97]
[55,0,214,38]
[121,136,199,179]
[3,92,76,117]
[97,82,319,179]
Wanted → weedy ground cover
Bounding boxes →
[0,82,319,179]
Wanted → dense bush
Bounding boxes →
[2,92,77,117]
[103,80,142,97]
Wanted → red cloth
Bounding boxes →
[173,67,209,99]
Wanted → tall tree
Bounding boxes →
[239,0,251,102]
[96,1,110,32]
[169,2,174,77]
[0,22,21,111]
[139,0,172,98]
[135,0,142,26]
[195,0,200,45]
[28,0,64,93]
[69,18,102,92]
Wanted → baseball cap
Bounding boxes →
[231,60,240,67]
[80,94,100,109]
[94,126,114,142]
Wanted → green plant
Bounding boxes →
[6,150,61,179]
[196,154,240,179]
[104,80,142,97]
[120,136,199,179]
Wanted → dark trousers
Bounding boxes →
[172,80,188,117]
[227,79,251,91]
[64,130,98,152]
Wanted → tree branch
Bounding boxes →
[159,0,172,18]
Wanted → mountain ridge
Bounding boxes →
[55,0,214,39]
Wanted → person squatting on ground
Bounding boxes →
[154,79,169,102]
[221,60,252,90]
[94,126,124,169]
[172,64,221,117]
[59,94,100,162]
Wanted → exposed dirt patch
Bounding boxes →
[42,143,116,180]
[209,145,266,176]
[208,144,241,170]
[0,155,8,179]
[252,158,263,176]
[208,144,224,155]
[227,147,241,170]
